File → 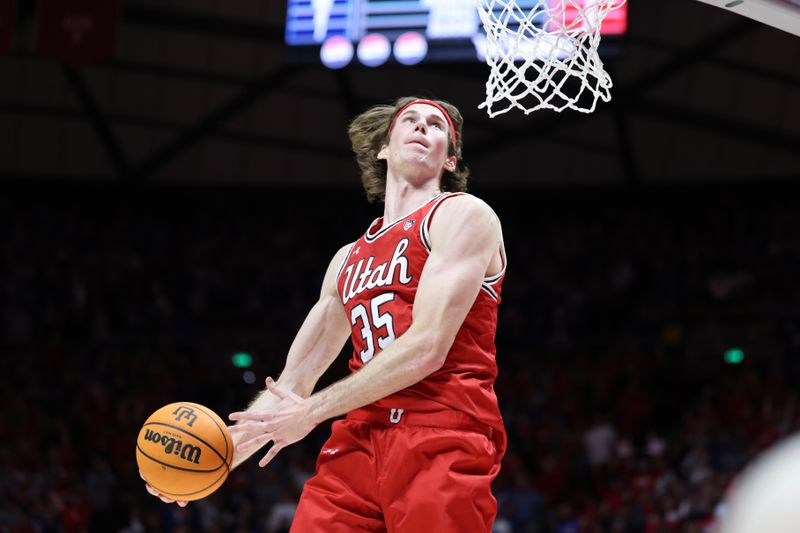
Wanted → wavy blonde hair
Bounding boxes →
[348,96,469,203]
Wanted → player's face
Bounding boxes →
[378,104,456,181]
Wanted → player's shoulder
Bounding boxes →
[333,241,356,260]
[428,193,501,248]
[436,192,499,225]
[324,241,357,284]
[325,241,356,270]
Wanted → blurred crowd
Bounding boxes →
[1,185,798,533]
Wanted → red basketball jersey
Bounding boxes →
[335,192,507,452]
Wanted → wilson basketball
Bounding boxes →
[136,402,234,501]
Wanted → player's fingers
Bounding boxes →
[265,377,303,402]
[228,411,269,422]
[259,443,283,468]
[227,420,270,432]
[236,432,273,452]
[146,485,175,504]
[143,471,186,507]
[264,377,287,398]
[228,421,276,437]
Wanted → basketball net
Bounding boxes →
[475,0,627,116]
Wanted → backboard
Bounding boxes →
[695,0,800,37]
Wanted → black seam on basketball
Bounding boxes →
[142,422,227,466]
[137,444,225,473]
[143,460,229,498]
[184,403,232,466]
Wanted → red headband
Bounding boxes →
[387,99,458,148]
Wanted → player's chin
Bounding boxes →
[400,153,437,168]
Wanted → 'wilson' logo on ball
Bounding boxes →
[143,429,202,464]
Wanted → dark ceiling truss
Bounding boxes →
[333,69,361,119]
[63,67,131,179]
[13,0,285,44]
[0,100,352,159]
[612,102,640,185]
[618,20,756,100]
[21,4,798,94]
[0,84,617,165]
[124,4,284,45]
[6,5,799,182]
[32,25,792,95]
[634,99,800,153]
[628,34,800,90]
[104,57,256,87]
[109,5,800,174]
[131,63,299,180]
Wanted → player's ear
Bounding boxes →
[377,144,389,160]
[444,156,456,172]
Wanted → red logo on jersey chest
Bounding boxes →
[342,238,413,304]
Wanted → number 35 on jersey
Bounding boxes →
[350,292,396,363]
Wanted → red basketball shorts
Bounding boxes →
[290,407,502,532]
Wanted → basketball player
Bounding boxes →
[146,96,508,531]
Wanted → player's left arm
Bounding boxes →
[231,195,502,466]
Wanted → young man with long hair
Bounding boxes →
[148,96,508,531]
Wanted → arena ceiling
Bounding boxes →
[1,0,799,188]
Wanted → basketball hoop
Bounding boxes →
[475,0,627,116]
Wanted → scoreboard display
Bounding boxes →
[285,0,628,68]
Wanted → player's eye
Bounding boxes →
[431,122,443,130]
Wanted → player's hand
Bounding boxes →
[140,471,188,507]
[228,377,318,468]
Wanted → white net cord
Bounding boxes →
[475,0,627,116]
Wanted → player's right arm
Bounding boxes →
[143,243,353,502]
[229,242,353,468]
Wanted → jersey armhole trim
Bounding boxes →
[483,219,507,285]
[484,250,506,285]
[480,283,499,301]
[422,193,505,302]
[419,192,465,253]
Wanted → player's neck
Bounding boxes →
[382,178,440,224]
